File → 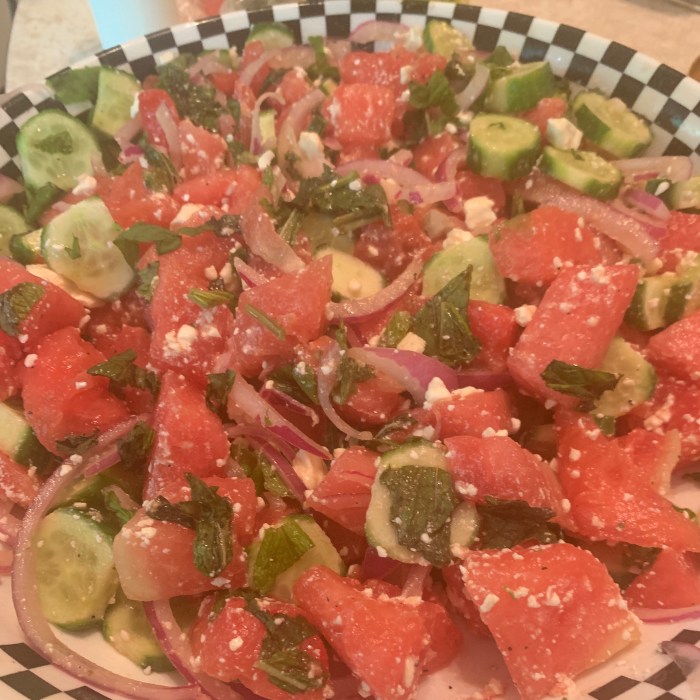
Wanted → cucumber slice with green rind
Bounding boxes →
[468,113,541,181]
[103,590,173,672]
[0,402,57,475]
[91,68,141,138]
[247,22,294,51]
[35,507,119,630]
[315,247,384,300]
[572,91,652,159]
[662,176,700,213]
[0,205,30,256]
[594,337,657,417]
[540,146,623,201]
[624,273,681,331]
[422,236,505,304]
[17,109,102,190]
[423,20,474,58]
[9,229,43,264]
[41,197,134,300]
[483,60,555,113]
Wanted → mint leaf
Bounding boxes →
[380,310,412,348]
[87,348,160,396]
[307,36,339,82]
[103,489,136,526]
[231,443,291,498]
[136,261,159,302]
[245,304,286,340]
[189,287,237,310]
[148,473,233,577]
[47,66,100,103]
[0,282,45,336]
[64,236,81,260]
[24,183,64,225]
[143,144,179,193]
[332,356,374,405]
[379,465,459,567]
[269,362,319,406]
[205,370,236,420]
[55,430,99,456]
[474,497,561,550]
[117,421,155,471]
[251,518,315,594]
[541,360,620,402]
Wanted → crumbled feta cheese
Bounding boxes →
[71,174,97,197]
[24,353,38,368]
[399,65,413,85]
[546,117,583,150]
[423,377,452,409]
[514,304,537,327]
[171,203,205,227]
[463,196,497,232]
[479,593,500,613]
[257,149,275,171]
[298,131,324,160]
[292,450,326,490]
[397,332,426,354]
[443,228,474,248]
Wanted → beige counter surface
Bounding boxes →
[6,0,700,91]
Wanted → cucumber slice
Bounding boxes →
[484,61,555,113]
[103,590,173,672]
[247,22,294,51]
[10,229,43,264]
[0,205,30,256]
[91,68,141,138]
[315,247,384,300]
[468,114,541,181]
[17,109,102,190]
[248,514,345,603]
[423,20,474,58]
[540,146,623,201]
[35,507,119,629]
[25,264,104,308]
[365,443,478,564]
[594,337,657,417]
[41,197,134,300]
[662,176,700,213]
[258,109,277,150]
[0,402,57,475]
[572,91,652,159]
[624,273,682,331]
[422,236,505,304]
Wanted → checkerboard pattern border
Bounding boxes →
[1,0,699,181]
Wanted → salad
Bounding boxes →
[0,14,700,700]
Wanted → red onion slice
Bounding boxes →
[337,159,432,189]
[316,341,373,441]
[661,641,700,695]
[0,173,24,203]
[146,601,244,700]
[260,386,320,426]
[328,257,421,321]
[114,114,143,150]
[456,369,513,391]
[238,50,272,87]
[455,62,490,111]
[348,347,458,403]
[349,20,409,45]
[228,375,331,459]
[241,204,304,274]
[225,423,297,462]
[632,604,700,624]
[621,187,671,221]
[155,102,182,170]
[233,257,270,288]
[613,156,693,183]
[187,51,228,78]
[361,547,401,580]
[253,440,307,503]
[407,181,457,206]
[519,172,660,262]
[401,564,431,598]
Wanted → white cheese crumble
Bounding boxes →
[71,173,97,197]
[546,117,583,150]
[463,196,497,232]
[298,131,324,160]
[292,450,326,490]
[514,304,537,327]
[396,332,426,354]
[423,377,452,409]
[443,227,474,248]
[479,593,500,613]
[257,149,275,171]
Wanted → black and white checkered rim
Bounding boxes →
[0,0,699,181]
[0,1,699,698]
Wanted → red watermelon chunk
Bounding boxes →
[329,84,396,147]
[557,418,700,551]
[617,428,680,495]
[0,258,85,350]
[624,548,700,609]
[507,264,639,406]
[22,327,130,452]
[149,231,235,384]
[305,446,378,535]
[145,371,229,500]
[0,332,22,401]
[489,206,606,287]
[178,118,227,179]
[230,257,332,377]
[112,509,247,600]
[462,543,640,700]
[293,566,460,700]
[466,301,519,372]
[647,310,700,381]
[0,452,40,508]
[431,388,515,439]
[173,166,262,211]
[445,435,573,528]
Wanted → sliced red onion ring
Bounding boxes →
[389,149,413,167]
[228,374,331,459]
[348,347,458,403]
[82,414,146,477]
[349,20,409,45]
[225,423,296,462]
[436,148,466,213]
[328,257,422,321]
[455,62,490,111]
[0,173,23,203]
[238,50,272,87]
[361,546,401,580]
[250,91,283,154]
[519,172,660,262]
[337,159,432,190]
[241,203,304,274]
[155,102,182,170]
[146,601,244,700]
[119,143,145,165]
[277,88,327,179]
[661,641,700,696]
[613,156,693,183]
[187,52,228,78]
[609,200,667,242]
[456,369,513,391]
[401,564,430,598]
[233,257,270,288]
[260,386,320,426]
[632,604,700,624]
[218,112,235,142]
[13,425,194,699]
[316,341,373,441]
[254,440,307,503]
[407,181,457,206]
[621,187,671,221]
[327,38,351,63]
[114,114,143,150]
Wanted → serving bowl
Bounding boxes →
[0,2,698,699]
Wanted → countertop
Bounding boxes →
[5,0,700,91]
